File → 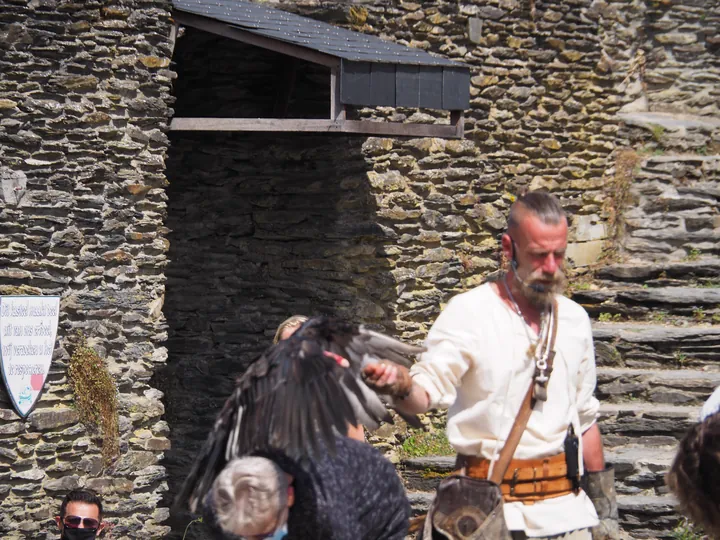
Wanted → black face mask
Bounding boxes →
[61,528,98,540]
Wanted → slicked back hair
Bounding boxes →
[60,489,103,520]
[667,412,720,537]
[507,191,567,234]
[211,457,289,536]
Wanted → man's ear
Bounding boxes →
[501,233,513,262]
[55,516,62,530]
[286,484,295,508]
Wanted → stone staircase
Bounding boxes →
[399,153,720,538]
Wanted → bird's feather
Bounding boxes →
[176,316,425,513]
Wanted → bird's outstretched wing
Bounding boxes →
[295,317,426,429]
[295,317,423,370]
[178,317,424,513]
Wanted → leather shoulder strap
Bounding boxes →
[490,298,559,484]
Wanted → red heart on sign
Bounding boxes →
[30,373,44,391]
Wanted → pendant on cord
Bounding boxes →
[533,350,555,402]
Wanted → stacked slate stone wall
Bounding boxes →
[0,1,174,538]
[2,0,718,538]
[282,0,628,328]
[594,0,720,117]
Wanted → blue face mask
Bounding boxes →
[268,523,287,540]
[240,523,287,540]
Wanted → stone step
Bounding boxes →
[608,445,675,496]
[595,259,720,287]
[573,286,720,319]
[406,490,433,516]
[597,367,720,406]
[405,488,680,538]
[593,322,720,369]
[598,402,699,447]
[618,494,679,539]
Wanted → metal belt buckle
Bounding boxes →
[510,468,520,496]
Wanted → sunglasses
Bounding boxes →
[64,515,100,529]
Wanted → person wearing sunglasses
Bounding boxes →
[55,489,108,540]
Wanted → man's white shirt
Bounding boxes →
[410,283,600,537]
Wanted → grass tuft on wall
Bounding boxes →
[69,333,120,467]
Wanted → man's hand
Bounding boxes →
[362,360,412,398]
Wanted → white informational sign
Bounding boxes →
[0,296,60,418]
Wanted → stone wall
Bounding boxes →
[284,0,628,323]
[0,1,174,538]
[595,0,720,118]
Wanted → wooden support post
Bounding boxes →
[330,68,346,121]
[450,110,464,139]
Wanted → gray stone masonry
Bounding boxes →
[1,0,719,538]
[0,0,174,538]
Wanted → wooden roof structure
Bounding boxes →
[170,0,471,138]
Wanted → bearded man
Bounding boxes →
[365,191,618,539]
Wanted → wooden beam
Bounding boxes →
[169,21,180,55]
[173,11,340,69]
[450,110,464,139]
[170,117,463,138]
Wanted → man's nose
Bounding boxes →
[542,253,559,275]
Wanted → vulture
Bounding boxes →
[178,316,425,513]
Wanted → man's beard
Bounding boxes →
[513,265,567,308]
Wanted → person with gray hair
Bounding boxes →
[203,436,410,540]
[364,191,617,539]
[211,457,292,540]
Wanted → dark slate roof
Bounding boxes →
[173,0,464,67]
[172,0,470,110]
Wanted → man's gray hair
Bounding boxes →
[211,457,289,536]
[507,191,567,232]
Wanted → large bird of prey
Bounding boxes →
[178,316,424,513]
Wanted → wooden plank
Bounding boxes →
[450,110,464,139]
[368,63,396,107]
[442,67,471,110]
[396,65,420,108]
[170,117,462,138]
[173,11,340,68]
[340,60,371,106]
[418,66,443,109]
[330,68,346,120]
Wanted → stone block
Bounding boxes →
[566,240,605,267]
[655,33,698,45]
[367,170,407,192]
[29,408,79,431]
[11,468,45,481]
[475,6,505,20]
[572,214,607,242]
[43,475,80,493]
[468,17,482,44]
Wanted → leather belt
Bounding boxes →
[456,453,576,503]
